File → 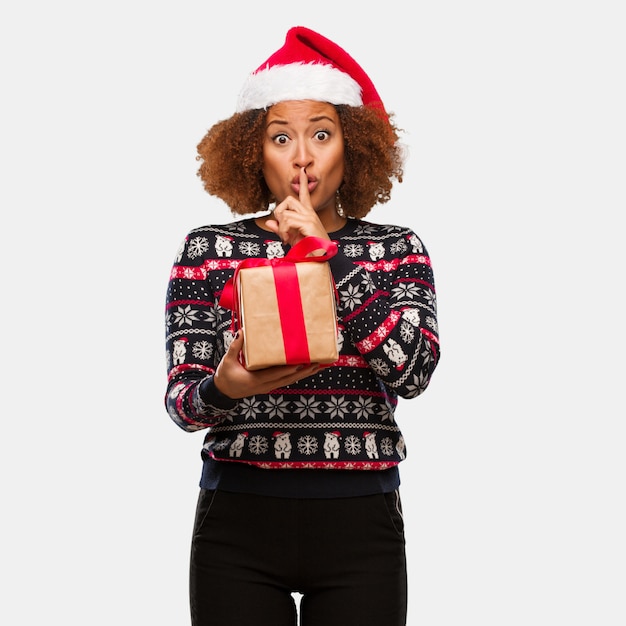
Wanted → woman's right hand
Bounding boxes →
[212,330,322,399]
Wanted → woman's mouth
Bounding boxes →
[291,175,318,195]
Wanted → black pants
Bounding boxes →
[190,489,408,626]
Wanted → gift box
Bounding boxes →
[220,237,339,371]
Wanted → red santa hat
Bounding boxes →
[236,26,386,115]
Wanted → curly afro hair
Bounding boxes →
[196,105,404,219]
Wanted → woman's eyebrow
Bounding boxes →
[266,115,336,128]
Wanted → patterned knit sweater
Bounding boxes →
[165,217,440,471]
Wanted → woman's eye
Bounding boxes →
[315,130,330,141]
[273,133,289,145]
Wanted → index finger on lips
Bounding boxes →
[298,166,311,206]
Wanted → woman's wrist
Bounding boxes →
[198,375,238,409]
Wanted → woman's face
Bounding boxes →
[262,100,345,214]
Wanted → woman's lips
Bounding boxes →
[291,177,318,194]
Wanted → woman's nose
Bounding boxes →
[294,142,313,169]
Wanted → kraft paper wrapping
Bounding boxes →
[237,261,339,370]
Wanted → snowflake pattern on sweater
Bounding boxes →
[165,218,440,469]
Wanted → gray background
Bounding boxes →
[2,1,624,624]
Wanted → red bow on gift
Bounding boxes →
[219,237,339,366]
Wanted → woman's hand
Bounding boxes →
[264,167,330,247]
[213,330,322,399]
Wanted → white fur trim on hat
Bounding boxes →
[236,62,363,112]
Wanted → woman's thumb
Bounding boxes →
[228,329,244,354]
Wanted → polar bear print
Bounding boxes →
[382,338,407,369]
[363,431,379,459]
[223,329,235,353]
[336,325,345,352]
[323,431,341,459]
[229,432,248,458]
[172,338,188,365]
[273,431,292,459]
[367,241,385,261]
[396,435,406,460]
[401,308,421,327]
[215,235,234,257]
[265,240,285,259]
[407,233,423,254]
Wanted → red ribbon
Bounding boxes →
[219,237,338,365]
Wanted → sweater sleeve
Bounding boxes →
[164,230,239,432]
[329,229,440,399]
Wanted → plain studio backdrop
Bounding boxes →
[1,1,624,624]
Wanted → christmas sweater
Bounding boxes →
[165,217,440,470]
